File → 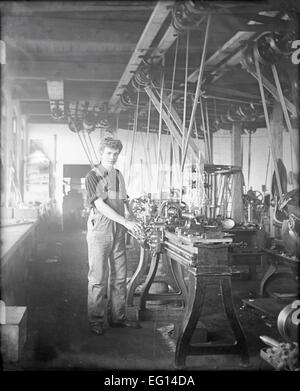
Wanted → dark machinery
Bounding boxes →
[260,300,299,371]
[274,189,300,257]
[243,188,264,224]
[277,300,299,343]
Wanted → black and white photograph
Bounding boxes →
[0,0,299,376]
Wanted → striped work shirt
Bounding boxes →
[85,164,127,209]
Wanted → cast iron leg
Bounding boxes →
[126,246,149,306]
[175,273,206,368]
[170,258,188,305]
[220,277,249,365]
[163,254,180,293]
[259,263,278,296]
[138,251,161,311]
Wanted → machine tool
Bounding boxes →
[260,300,299,371]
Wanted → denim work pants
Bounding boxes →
[87,211,127,326]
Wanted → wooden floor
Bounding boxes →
[2,228,290,371]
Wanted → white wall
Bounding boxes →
[27,123,299,209]
[212,127,299,194]
[27,124,180,206]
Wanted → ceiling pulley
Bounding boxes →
[134,64,152,88]
[51,101,64,120]
[237,103,258,122]
[171,1,205,33]
[185,1,206,15]
[68,116,82,133]
[83,110,97,132]
[225,103,262,123]
[254,32,295,65]
[119,89,136,109]
[226,105,244,122]
[240,43,256,70]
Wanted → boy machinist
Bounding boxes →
[85,137,143,335]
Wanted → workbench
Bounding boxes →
[1,221,38,264]
[226,227,266,279]
[128,230,249,368]
[1,220,39,304]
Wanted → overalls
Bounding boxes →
[86,166,127,326]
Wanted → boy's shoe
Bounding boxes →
[89,323,104,335]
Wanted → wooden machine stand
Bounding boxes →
[128,231,249,368]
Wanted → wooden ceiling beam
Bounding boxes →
[188,31,257,84]
[12,81,113,102]
[186,11,285,85]
[204,85,262,102]
[2,16,147,43]
[4,61,124,82]
[21,101,51,115]
[27,115,66,124]
[2,2,155,14]
[109,0,176,111]
[247,69,297,117]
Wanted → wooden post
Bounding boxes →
[231,123,244,222]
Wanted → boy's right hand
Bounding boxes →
[124,219,143,235]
